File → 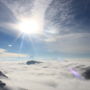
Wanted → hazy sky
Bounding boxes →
[0,0,90,60]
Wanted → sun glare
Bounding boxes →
[17,18,43,35]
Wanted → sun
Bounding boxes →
[17,18,43,35]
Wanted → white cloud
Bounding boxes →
[43,33,90,54]
[0,48,28,58]
[0,48,6,53]
[8,44,12,47]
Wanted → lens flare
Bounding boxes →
[69,68,84,80]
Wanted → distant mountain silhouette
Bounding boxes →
[26,60,42,65]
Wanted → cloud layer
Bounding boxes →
[0,60,90,90]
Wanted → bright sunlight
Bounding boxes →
[17,18,43,35]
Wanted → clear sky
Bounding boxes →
[0,0,90,60]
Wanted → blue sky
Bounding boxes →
[0,0,90,60]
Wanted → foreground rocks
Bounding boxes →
[82,67,90,80]
[0,80,6,88]
[0,80,10,90]
[0,71,8,78]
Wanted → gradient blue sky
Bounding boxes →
[0,0,90,60]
